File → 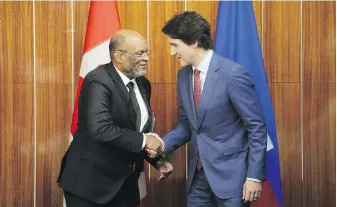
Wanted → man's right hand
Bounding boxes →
[145,133,164,158]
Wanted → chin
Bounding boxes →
[179,59,189,67]
[134,69,147,77]
[180,62,188,67]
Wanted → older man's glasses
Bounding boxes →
[118,49,151,57]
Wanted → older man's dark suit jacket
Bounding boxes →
[57,62,156,205]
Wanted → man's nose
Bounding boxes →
[170,47,176,56]
[141,55,149,61]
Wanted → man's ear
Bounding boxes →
[112,51,123,63]
[192,41,198,48]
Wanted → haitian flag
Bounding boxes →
[214,1,283,207]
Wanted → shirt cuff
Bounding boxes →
[142,134,146,149]
[247,178,261,182]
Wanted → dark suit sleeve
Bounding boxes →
[144,155,163,169]
[80,79,143,153]
[228,66,267,181]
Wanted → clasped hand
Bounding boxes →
[144,133,173,180]
[144,132,165,158]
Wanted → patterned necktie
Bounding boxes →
[127,82,141,132]
[194,69,201,111]
[194,69,203,170]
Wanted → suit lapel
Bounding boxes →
[197,55,220,130]
[136,78,152,132]
[136,78,151,113]
[106,63,137,129]
[182,66,198,129]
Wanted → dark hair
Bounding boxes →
[162,11,213,50]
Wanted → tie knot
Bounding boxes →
[194,68,200,75]
[127,82,134,90]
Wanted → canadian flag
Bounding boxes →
[70,1,146,206]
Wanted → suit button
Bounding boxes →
[129,163,135,169]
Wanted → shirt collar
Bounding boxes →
[192,50,213,74]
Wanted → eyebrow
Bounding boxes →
[134,49,148,53]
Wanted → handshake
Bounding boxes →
[144,132,173,180]
[144,132,165,159]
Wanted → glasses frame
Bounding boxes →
[118,49,151,58]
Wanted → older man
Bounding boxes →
[58,29,172,207]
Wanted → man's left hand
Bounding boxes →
[242,180,262,203]
[157,161,173,181]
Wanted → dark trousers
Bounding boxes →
[188,168,245,207]
[64,172,140,207]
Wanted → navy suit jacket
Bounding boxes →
[163,52,267,199]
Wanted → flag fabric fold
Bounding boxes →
[214,1,283,207]
[70,1,146,206]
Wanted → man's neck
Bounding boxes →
[122,70,134,80]
[192,49,209,67]
[113,62,134,80]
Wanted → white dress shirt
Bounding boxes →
[191,50,260,183]
[192,50,213,91]
[115,67,148,149]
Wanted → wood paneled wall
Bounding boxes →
[0,1,335,207]
[0,2,34,207]
[263,2,302,207]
